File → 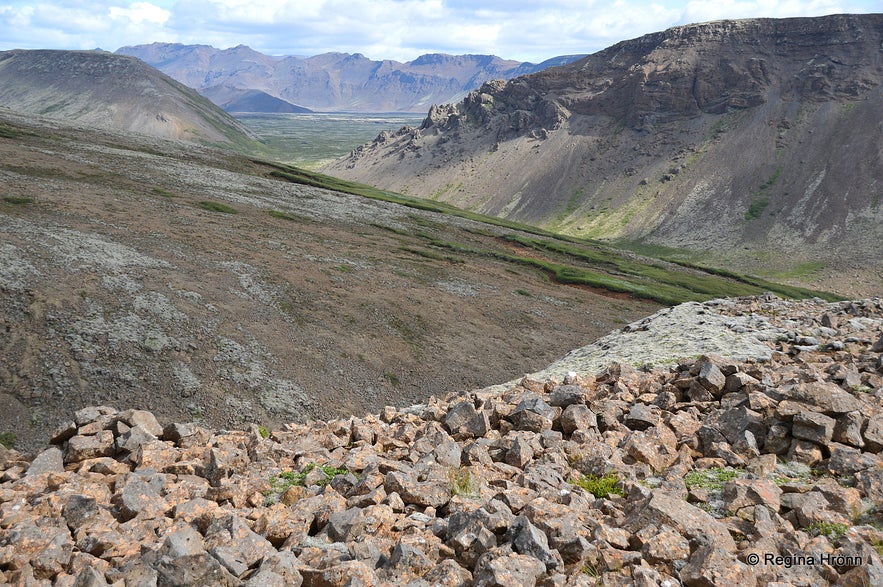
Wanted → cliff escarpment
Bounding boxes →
[325,14,883,295]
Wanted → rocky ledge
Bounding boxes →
[1,296,882,586]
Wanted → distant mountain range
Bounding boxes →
[115,43,587,112]
[0,49,258,146]
[324,14,883,295]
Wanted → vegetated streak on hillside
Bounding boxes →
[115,43,587,113]
[325,14,883,297]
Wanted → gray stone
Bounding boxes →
[445,400,490,438]
[624,490,736,552]
[624,403,658,431]
[510,515,559,571]
[66,431,115,463]
[862,413,883,452]
[827,443,882,475]
[25,446,64,480]
[698,362,726,396]
[833,411,865,448]
[559,404,596,435]
[792,411,836,445]
[63,495,100,530]
[473,552,546,587]
[548,385,585,408]
[680,544,757,587]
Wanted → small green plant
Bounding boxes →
[581,562,601,578]
[334,264,354,273]
[2,196,33,205]
[152,188,175,198]
[684,467,742,490]
[744,197,771,220]
[383,372,401,387]
[449,467,480,498]
[257,425,269,439]
[806,521,848,540]
[573,472,624,498]
[265,463,352,502]
[198,200,238,213]
[514,289,532,297]
[269,209,309,222]
[0,432,16,449]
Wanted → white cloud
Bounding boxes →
[108,2,169,24]
[0,0,879,59]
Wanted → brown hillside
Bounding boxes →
[0,109,661,452]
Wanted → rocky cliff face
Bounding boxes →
[1,295,882,586]
[0,50,258,146]
[325,14,883,295]
[116,43,587,113]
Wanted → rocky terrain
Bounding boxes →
[1,294,882,586]
[325,14,883,296]
[0,50,259,147]
[116,43,586,113]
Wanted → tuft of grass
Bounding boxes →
[197,200,238,214]
[334,264,354,273]
[265,463,352,503]
[744,197,771,220]
[383,372,401,387]
[805,521,849,541]
[0,123,23,139]
[269,209,310,222]
[257,425,269,439]
[581,562,601,578]
[685,467,742,490]
[744,167,782,220]
[152,188,175,198]
[0,432,15,449]
[3,196,34,205]
[449,467,480,498]
[573,472,624,498]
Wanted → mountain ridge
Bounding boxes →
[115,43,587,112]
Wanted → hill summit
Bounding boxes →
[0,49,258,146]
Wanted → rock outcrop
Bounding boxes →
[2,295,882,586]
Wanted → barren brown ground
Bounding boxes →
[0,111,659,450]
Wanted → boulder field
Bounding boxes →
[1,295,882,586]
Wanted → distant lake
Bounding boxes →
[234,112,424,169]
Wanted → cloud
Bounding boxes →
[0,0,878,59]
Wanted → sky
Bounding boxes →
[1,0,880,63]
